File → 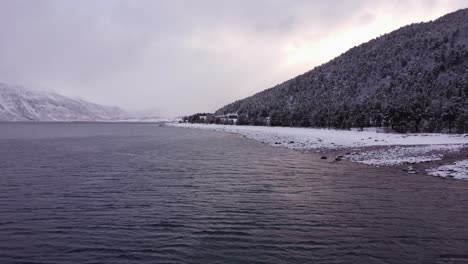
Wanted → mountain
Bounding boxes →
[0,83,127,121]
[216,8,468,133]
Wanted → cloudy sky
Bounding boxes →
[0,0,466,116]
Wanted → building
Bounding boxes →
[215,113,238,125]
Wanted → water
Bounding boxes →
[0,122,467,264]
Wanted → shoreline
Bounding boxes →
[168,123,468,180]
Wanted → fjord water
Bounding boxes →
[0,123,467,264]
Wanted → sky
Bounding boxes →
[0,0,466,117]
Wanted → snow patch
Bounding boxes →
[345,145,464,166]
[427,160,468,180]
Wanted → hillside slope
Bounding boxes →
[0,83,127,121]
[216,8,468,133]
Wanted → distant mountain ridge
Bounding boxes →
[216,8,468,133]
[0,83,127,121]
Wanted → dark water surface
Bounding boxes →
[0,123,467,264]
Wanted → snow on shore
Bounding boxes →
[169,123,467,176]
[427,160,468,180]
[346,145,465,166]
[170,123,467,149]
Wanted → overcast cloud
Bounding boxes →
[0,0,466,116]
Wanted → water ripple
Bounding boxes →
[0,123,467,264]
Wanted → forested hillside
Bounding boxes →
[216,8,468,133]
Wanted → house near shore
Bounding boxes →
[215,113,238,125]
[183,112,240,125]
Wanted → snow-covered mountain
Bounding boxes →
[216,8,468,133]
[0,83,128,121]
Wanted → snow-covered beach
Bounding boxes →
[169,123,468,179]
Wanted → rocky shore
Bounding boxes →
[169,123,468,180]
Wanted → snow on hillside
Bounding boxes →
[0,83,127,121]
[215,9,468,134]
